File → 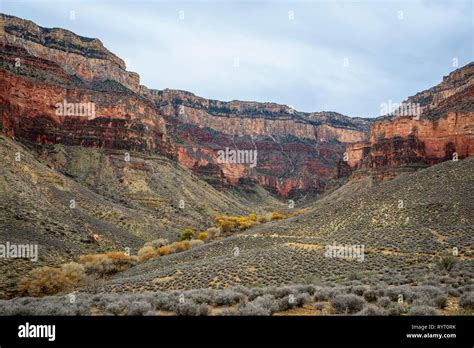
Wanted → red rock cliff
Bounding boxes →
[1,14,140,93]
[1,14,373,198]
[346,63,474,179]
[147,89,370,196]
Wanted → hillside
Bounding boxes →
[0,134,281,298]
[96,157,473,292]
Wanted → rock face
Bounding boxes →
[3,14,471,197]
[1,14,140,93]
[0,14,372,198]
[148,89,370,196]
[0,43,172,158]
[151,89,368,141]
[346,63,474,180]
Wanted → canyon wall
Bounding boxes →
[1,14,374,198]
[148,89,370,196]
[0,42,171,157]
[4,13,471,197]
[346,63,474,180]
[151,89,369,142]
[1,14,140,93]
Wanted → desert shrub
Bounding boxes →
[434,295,448,309]
[374,287,386,297]
[270,212,287,220]
[175,302,209,316]
[105,252,137,272]
[214,215,239,233]
[212,290,245,306]
[232,285,252,297]
[291,208,307,216]
[415,285,444,301]
[69,299,92,316]
[79,252,137,276]
[351,285,367,296]
[138,245,157,262]
[196,232,208,241]
[363,289,378,303]
[153,293,176,312]
[206,227,221,238]
[252,295,280,314]
[347,272,363,281]
[18,263,86,297]
[169,241,190,253]
[437,255,457,273]
[273,286,294,299]
[60,262,87,284]
[214,215,224,225]
[179,227,196,241]
[459,292,474,310]
[278,292,312,308]
[221,219,236,233]
[385,286,416,303]
[144,238,169,248]
[0,300,17,315]
[217,308,239,316]
[214,214,260,232]
[314,302,325,311]
[313,288,330,301]
[158,245,170,256]
[331,294,366,314]
[412,295,433,307]
[105,301,126,315]
[189,239,204,248]
[33,300,75,315]
[238,221,253,230]
[459,284,474,293]
[291,293,311,308]
[447,287,460,297]
[376,296,392,308]
[168,244,177,253]
[328,287,344,298]
[387,303,409,316]
[409,305,438,316]
[440,275,456,285]
[186,289,213,304]
[290,284,318,295]
[127,300,153,315]
[237,302,271,316]
[357,304,386,316]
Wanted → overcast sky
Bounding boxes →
[2,0,473,117]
